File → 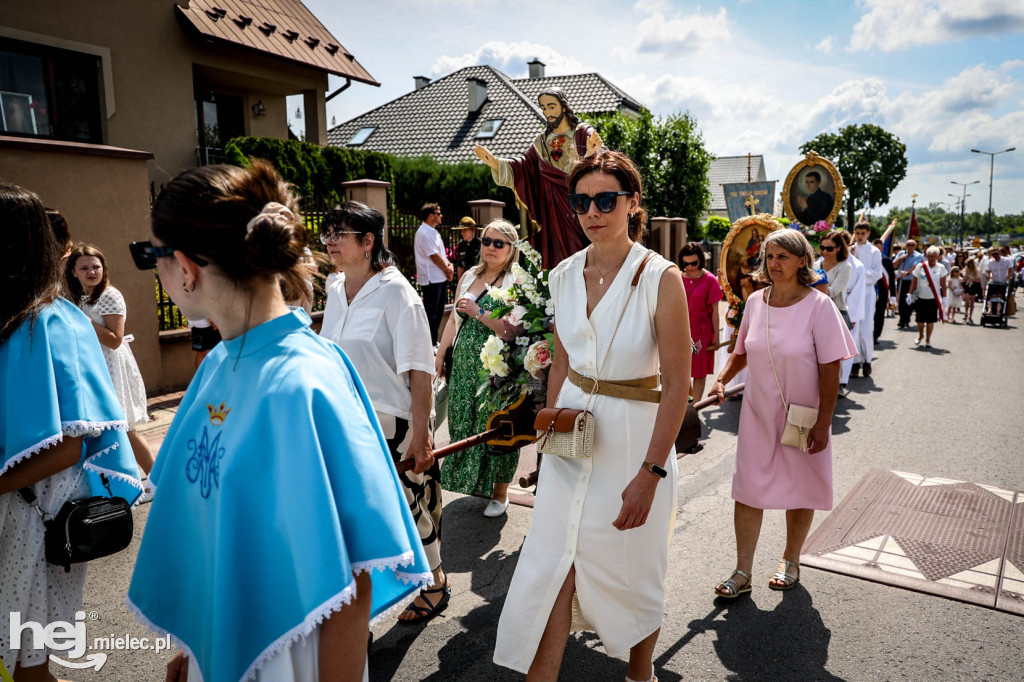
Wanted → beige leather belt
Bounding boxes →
[567,368,661,404]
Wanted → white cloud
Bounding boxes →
[632,7,731,55]
[849,0,1024,52]
[814,36,834,54]
[430,41,585,77]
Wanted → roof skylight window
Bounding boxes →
[475,118,504,139]
[348,126,375,145]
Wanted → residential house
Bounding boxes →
[0,0,376,391]
[706,154,770,220]
[328,59,643,163]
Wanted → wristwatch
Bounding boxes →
[475,309,485,320]
[640,461,668,479]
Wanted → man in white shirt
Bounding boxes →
[840,231,866,396]
[850,222,883,378]
[414,202,454,344]
[986,248,1013,284]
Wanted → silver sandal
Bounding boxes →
[768,559,800,590]
[714,569,752,598]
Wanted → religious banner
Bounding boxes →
[722,181,777,223]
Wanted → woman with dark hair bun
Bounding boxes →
[127,162,431,682]
[318,201,450,625]
[495,150,691,681]
[1,182,141,682]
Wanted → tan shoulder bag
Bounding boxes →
[765,287,819,452]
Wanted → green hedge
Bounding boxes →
[223,137,394,205]
[389,155,519,222]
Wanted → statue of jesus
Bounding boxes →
[474,87,601,268]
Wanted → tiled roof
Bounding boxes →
[512,73,643,115]
[177,0,378,83]
[708,155,767,210]
[327,66,642,163]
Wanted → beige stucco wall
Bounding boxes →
[0,138,161,391]
[0,0,328,188]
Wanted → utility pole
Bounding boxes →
[970,147,1016,244]
[950,180,979,246]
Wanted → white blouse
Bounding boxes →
[320,267,435,435]
[817,258,852,312]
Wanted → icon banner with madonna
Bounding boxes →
[718,214,786,350]
[781,151,845,227]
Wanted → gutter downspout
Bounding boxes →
[326,78,352,102]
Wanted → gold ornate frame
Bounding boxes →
[719,213,785,306]
[781,150,846,226]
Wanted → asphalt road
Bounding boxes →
[77,300,1024,681]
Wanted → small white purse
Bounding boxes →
[765,287,819,452]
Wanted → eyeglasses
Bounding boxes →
[682,259,700,267]
[820,245,836,252]
[319,230,359,245]
[481,237,509,249]
[129,241,208,270]
[567,191,633,215]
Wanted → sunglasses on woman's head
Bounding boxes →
[567,191,633,215]
[481,237,509,249]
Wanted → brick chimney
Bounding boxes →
[467,77,487,113]
[527,59,545,79]
[414,76,431,90]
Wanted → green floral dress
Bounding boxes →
[441,292,520,496]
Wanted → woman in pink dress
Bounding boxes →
[709,229,855,597]
[679,242,723,401]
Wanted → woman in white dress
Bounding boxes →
[494,151,691,681]
[67,244,156,501]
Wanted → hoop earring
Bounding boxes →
[182,282,195,293]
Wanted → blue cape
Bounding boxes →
[128,309,431,682]
[1,298,141,501]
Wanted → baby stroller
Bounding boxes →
[979,281,1009,328]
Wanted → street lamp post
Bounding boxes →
[950,180,979,246]
[970,147,1016,244]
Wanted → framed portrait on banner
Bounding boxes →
[719,214,785,307]
[781,151,844,226]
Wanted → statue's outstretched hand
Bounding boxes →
[473,145,499,170]
[586,130,603,157]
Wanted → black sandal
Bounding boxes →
[397,579,451,624]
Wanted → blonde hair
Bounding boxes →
[472,219,521,276]
[752,229,821,287]
[965,257,979,277]
[925,246,941,258]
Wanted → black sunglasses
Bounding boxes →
[567,191,633,215]
[820,245,836,252]
[129,241,208,270]
[682,259,700,267]
[481,237,509,249]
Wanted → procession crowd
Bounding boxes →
[1,153,1018,682]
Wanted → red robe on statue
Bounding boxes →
[501,123,593,268]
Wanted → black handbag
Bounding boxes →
[19,474,134,573]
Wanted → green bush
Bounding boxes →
[704,215,731,242]
[223,137,394,205]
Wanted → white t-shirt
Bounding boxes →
[911,262,948,300]
[987,257,1013,283]
[414,222,447,285]
[319,267,435,434]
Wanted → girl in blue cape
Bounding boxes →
[126,161,432,682]
[1,182,143,681]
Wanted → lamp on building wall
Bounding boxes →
[251,99,266,117]
[295,107,302,120]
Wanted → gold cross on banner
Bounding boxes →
[911,193,918,206]
[745,195,759,215]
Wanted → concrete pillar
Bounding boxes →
[302,88,327,145]
[711,241,723,274]
[467,198,505,228]
[342,178,392,244]
[670,217,688,259]
[649,216,671,261]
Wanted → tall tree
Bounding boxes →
[800,124,908,228]
[586,109,713,231]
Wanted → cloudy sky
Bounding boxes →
[299,0,1024,217]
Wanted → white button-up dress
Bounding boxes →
[494,243,679,672]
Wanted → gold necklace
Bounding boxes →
[590,247,629,285]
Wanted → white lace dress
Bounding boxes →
[79,287,149,428]
[0,465,91,668]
